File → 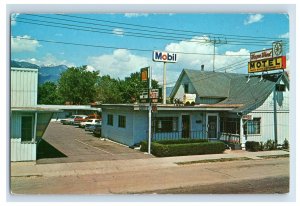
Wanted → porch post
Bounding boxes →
[240,117,245,149]
[33,112,37,142]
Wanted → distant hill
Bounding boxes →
[11,60,68,84]
[39,65,68,84]
[11,60,40,69]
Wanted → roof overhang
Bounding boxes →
[11,107,62,113]
[37,104,101,112]
[99,103,242,112]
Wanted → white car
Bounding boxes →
[84,119,101,131]
[61,115,87,125]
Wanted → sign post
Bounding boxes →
[247,41,286,147]
[140,66,152,154]
[163,62,167,104]
[153,50,177,104]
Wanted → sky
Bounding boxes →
[11,13,289,86]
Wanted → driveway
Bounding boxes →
[37,122,152,164]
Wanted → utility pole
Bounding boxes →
[206,37,227,72]
[148,66,152,154]
[273,89,278,145]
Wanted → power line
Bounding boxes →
[57,14,288,42]
[14,17,278,47]
[23,14,287,45]
[11,36,251,57]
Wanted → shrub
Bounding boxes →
[245,141,260,152]
[282,139,289,150]
[259,142,264,151]
[140,140,225,157]
[140,141,148,152]
[264,139,277,150]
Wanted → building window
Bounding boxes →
[276,84,286,92]
[245,118,261,135]
[107,114,113,126]
[118,115,126,128]
[154,117,178,133]
[220,117,240,134]
[184,84,189,93]
[21,116,33,142]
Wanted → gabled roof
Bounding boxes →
[170,69,244,99]
[220,73,283,114]
[170,69,289,114]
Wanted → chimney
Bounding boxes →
[201,65,204,71]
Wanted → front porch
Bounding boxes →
[151,130,242,147]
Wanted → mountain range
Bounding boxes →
[11,60,68,85]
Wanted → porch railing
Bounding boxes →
[152,130,207,141]
[218,133,240,144]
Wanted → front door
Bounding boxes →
[21,116,33,142]
[207,114,218,139]
[182,115,190,138]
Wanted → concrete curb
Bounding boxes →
[11,150,289,178]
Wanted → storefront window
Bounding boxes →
[107,114,113,126]
[220,117,240,134]
[118,115,126,128]
[154,117,178,133]
[245,118,261,134]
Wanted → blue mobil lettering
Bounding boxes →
[153,51,177,63]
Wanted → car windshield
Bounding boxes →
[87,120,93,122]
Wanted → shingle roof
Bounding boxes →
[184,69,244,98]
[172,69,287,114]
[220,74,282,114]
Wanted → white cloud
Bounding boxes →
[11,13,19,26]
[87,49,151,79]
[18,53,75,67]
[244,14,264,25]
[87,36,250,86]
[86,65,97,72]
[112,28,124,37]
[279,32,289,38]
[124,13,149,18]
[11,35,41,53]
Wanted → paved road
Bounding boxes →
[149,176,289,194]
[11,157,289,194]
[37,122,151,164]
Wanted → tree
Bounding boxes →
[38,81,64,104]
[120,72,159,103]
[95,75,123,104]
[57,66,99,105]
[94,71,160,104]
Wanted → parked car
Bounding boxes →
[73,115,88,126]
[93,123,102,137]
[61,115,87,125]
[78,114,101,128]
[84,119,101,131]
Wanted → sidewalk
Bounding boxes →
[11,150,289,178]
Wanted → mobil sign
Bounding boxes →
[153,50,177,63]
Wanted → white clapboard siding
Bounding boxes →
[11,139,36,161]
[11,68,38,107]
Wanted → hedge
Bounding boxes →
[155,139,208,145]
[245,141,260,152]
[140,140,225,157]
